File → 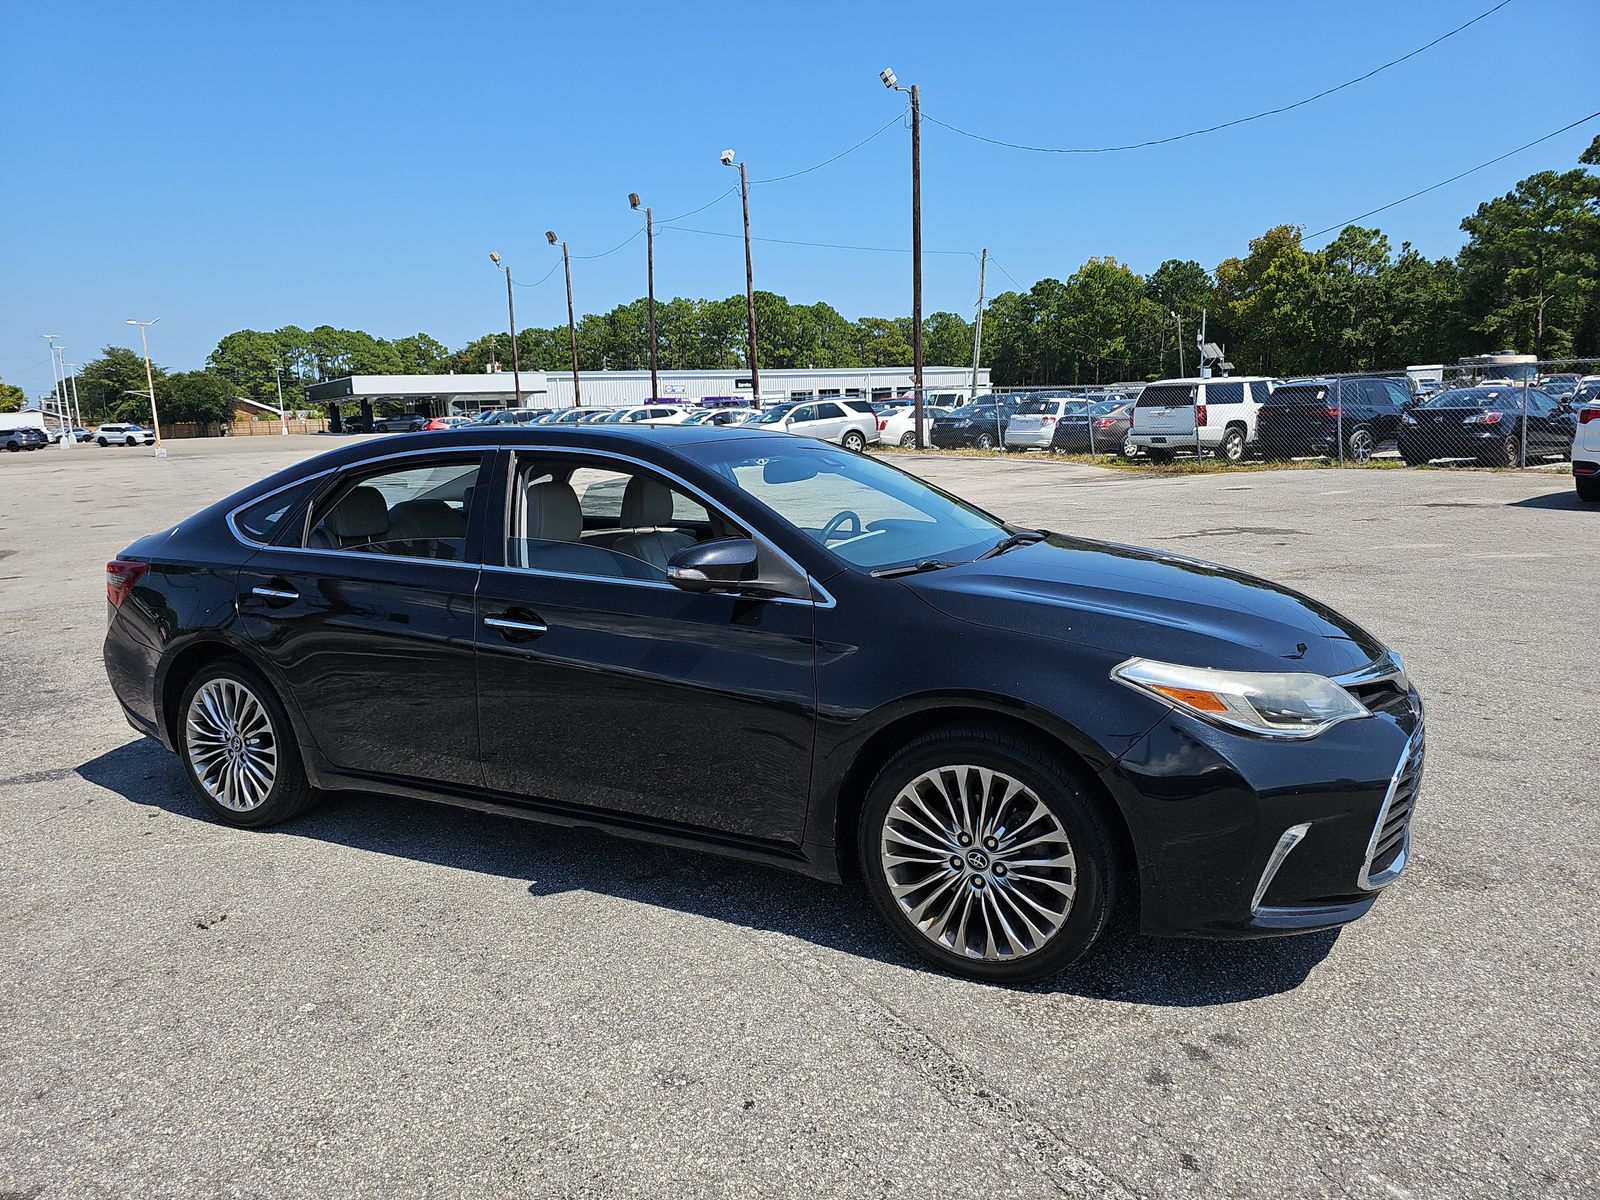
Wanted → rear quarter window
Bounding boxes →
[1135,384,1198,408]
[1205,382,1245,405]
[234,478,322,543]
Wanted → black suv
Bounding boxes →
[1257,377,1410,462]
[2,426,49,452]
[929,396,1018,449]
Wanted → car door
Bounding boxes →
[473,449,819,844]
[1525,390,1569,451]
[235,450,489,787]
[810,401,849,443]
[783,403,818,438]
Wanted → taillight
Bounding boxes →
[106,559,149,608]
[877,417,887,430]
[1094,417,1117,430]
[1463,411,1504,426]
[1324,405,1342,418]
[1196,403,1207,427]
[1581,407,1600,425]
[1041,415,1057,424]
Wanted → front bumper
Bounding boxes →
[1099,682,1423,938]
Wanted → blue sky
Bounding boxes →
[2,0,1595,396]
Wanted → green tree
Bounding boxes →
[76,346,165,423]
[1457,168,1600,357]
[1062,257,1146,383]
[922,311,974,368]
[0,379,25,412]
[1213,225,1322,375]
[161,370,239,431]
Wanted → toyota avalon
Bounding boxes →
[102,426,1423,982]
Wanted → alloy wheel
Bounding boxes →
[184,677,279,812]
[1348,428,1374,463]
[899,432,916,448]
[976,433,995,450]
[879,765,1077,962]
[1121,436,1137,458]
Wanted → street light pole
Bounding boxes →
[67,363,84,432]
[547,231,582,406]
[125,318,164,451]
[274,365,289,435]
[41,336,69,448]
[488,252,523,407]
[881,68,924,447]
[629,193,659,403]
[722,151,763,407]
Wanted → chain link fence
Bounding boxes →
[893,359,1596,471]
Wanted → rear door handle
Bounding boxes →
[484,613,548,638]
[251,585,299,602]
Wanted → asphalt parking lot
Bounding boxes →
[1,435,1594,1200]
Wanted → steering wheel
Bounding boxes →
[820,509,863,542]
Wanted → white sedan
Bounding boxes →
[594,406,691,426]
[1574,395,1599,503]
[877,404,950,448]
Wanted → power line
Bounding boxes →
[1304,108,1600,240]
[510,260,565,289]
[660,186,739,224]
[921,0,1515,155]
[661,224,976,257]
[984,255,1028,293]
[749,108,908,184]
[569,227,645,261]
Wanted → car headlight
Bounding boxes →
[1112,657,1370,739]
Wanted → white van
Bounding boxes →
[1128,377,1275,463]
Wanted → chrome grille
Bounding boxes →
[1360,720,1424,889]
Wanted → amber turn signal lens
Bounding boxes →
[1149,684,1229,712]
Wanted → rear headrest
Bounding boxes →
[323,486,390,539]
[524,480,582,542]
[620,476,674,528]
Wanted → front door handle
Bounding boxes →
[484,613,548,638]
[250,585,299,603]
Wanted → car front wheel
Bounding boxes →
[97,437,109,446]
[858,725,1117,983]
[842,430,867,453]
[178,661,320,828]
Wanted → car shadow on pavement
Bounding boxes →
[78,738,1335,1005]
[1505,488,1588,509]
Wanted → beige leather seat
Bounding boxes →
[613,477,696,571]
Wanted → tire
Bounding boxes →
[1492,435,1520,468]
[857,725,1118,984]
[124,437,136,446]
[1577,475,1600,503]
[1121,436,1137,458]
[1216,427,1246,464]
[4,443,17,453]
[1346,427,1375,463]
[898,431,916,448]
[842,430,867,453]
[97,437,108,446]
[177,660,320,829]
[974,432,996,450]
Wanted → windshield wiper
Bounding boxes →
[973,528,1050,560]
[871,559,957,578]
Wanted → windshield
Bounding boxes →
[700,438,1007,571]
[754,406,797,425]
[1418,388,1507,409]
[598,410,637,424]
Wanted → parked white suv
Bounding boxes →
[595,405,689,425]
[1573,395,1600,503]
[754,399,879,451]
[94,423,156,447]
[1129,377,1275,463]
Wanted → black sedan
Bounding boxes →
[929,397,1017,449]
[1398,386,1574,466]
[103,425,1423,982]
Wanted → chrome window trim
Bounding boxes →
[1358,718,1424,891]
[1250,822,1311,914]
[504,444,831,607]
[224,467,338,549]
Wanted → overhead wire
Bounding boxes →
[1304,109,1600,240]
[919,0,1515,154]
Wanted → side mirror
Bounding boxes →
[667,537,760,593]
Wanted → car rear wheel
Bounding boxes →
[1576,475,1600,503]
[974,432,996,450]
[898,431,916,448]
[1216,427,1246,463]
[858,725,1117,983]
[1490,435,1520,468]
[842,430,867,453]
[1121,435,1137,458]
[178,661,320,828]
[1347,427,1375,462]
[4,443,17,453]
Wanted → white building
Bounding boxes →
[304,366,988,427]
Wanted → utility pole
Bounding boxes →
[126,319,164,450]
[1171,311,1185,376]
[42,336,70,448]
[68,363,84,432]
[1197,308,1208,378]
[910,82,925,447]
[274,365,289,435]
[488,252,522,407]
[729,155,763,406]
[970,248,987,400]
[546,233,582,406]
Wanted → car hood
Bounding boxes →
[903,534,1388,677]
